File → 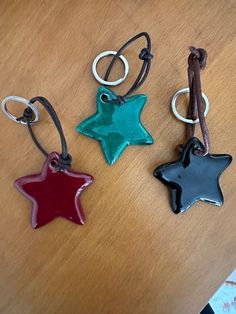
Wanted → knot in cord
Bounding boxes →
[16,107,34,123]
[139,48,153,61]
[188,46,207,70]
[116,95,125,105]
[58,153,72,170]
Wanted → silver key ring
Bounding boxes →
[92,50,129,86]
[1,96,40,125]
[171,87,209,124]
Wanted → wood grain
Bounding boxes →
[0,1,236,313]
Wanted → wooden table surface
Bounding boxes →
[0,1,235,313]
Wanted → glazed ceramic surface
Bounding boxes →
[15,152,93,228]
[153,137,232,213]
[77,86,154,165]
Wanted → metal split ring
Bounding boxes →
[92,50,129,86]
[1,96,39,125]
[171,87,209,124]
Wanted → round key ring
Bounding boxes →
[92,50,129,86]
[171,87,209,124]
[1,96,39,125]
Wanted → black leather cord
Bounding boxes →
[16,97,72,169]
[103,32,153,104]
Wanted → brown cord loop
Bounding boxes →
[185,47,210,156]
[16,97,72,170]
[103,32,152,105]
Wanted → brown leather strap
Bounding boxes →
[186,47,210,156]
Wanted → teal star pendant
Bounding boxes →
[77,87,154,165]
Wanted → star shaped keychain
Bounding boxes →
[153,137,232,214]
[15,152,93,228]
[77,86,154,165]
[1,95,94,229]
[153,47,232,214]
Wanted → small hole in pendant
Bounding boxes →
[193,147,204,156]
[100,93,110,103]
[50,159,59,169]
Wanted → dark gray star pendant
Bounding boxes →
[153,137,232,214]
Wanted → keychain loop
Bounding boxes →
[171,87,209,124]
[95,32,153,104]
[1,96,39,125]
[29,96,71,168]
[176,47,210,156]
[92,51,129,86]
[187,47,210,156]
[1,96,71,170]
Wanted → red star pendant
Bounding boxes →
[15,152,93,228]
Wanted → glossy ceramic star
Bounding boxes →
[77,86,154,165]
[153,137,232,214]
[15,152,93,228]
